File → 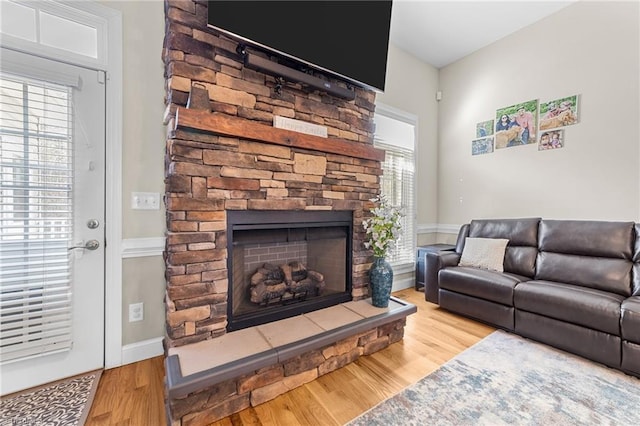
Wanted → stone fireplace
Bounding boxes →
[163,0,385,350]
[162,1,415,424]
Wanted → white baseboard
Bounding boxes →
[121,337,164,366]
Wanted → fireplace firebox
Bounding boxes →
[227,210,353,331]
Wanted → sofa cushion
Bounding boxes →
[469,218,540,246]
[516,310,622,369]
[439,289,514,330]
[439,266,528,306]
[459,237,508,272]
[468,218,540,278]
[539,219,634,260]
[503,247,538,278]
[621,296,640,342]
[514,280,625,335]
[536,252,632,296]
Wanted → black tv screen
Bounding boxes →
[207,1,393,92]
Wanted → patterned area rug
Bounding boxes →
[0,370,102,426]
[348,330,640,425]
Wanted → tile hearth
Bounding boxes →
[165,297,416,401]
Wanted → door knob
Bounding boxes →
[68,240,100,251]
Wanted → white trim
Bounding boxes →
[417,223,438,234]
[437,224,462,234]
[417,223,461,234]
[122,237,166,258]
[98,4,123,369]
[121,337,164,366]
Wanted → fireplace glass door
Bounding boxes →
[227,211,352,331]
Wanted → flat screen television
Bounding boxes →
[207,1,393,93]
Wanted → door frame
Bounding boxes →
[0,1,124,368]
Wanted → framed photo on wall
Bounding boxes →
[476,120,494,138]
[539,95,579,130]
[539,130,564,150]
[495,99,538,149]
[472,137,494,155]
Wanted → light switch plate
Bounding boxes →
[131,192,160,210]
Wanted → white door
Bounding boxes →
[0,48,105,395]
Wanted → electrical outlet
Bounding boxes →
[129,302,144,322]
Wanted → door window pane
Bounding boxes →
[0,1,36,42]
[40,11,98,59]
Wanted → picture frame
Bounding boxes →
[495,99,538,149]
[539,95,579,131]
[476,120,494,138]
[472,137,494,155]
[539,129,564,150]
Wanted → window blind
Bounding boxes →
[0,72,74,363]
[375,141,416,266]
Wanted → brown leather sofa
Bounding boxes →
[425,218,640,378]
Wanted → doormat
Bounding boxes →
[0,369,102,426]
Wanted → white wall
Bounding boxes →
[437,1,640,227]
[377,43,440,246]
[104,0,166,239]
[101,0,166,347]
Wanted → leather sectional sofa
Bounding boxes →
[425,218,640,378]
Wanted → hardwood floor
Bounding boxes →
[85,289,494,425]
[86,354,166,425]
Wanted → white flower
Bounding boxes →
[363,195,403,258]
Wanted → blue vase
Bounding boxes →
[370,257,393,308]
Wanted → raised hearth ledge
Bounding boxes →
[165,297,416,399]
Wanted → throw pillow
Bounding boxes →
[459,237,509,272]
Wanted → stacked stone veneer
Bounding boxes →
[162,1,410,423]
[168,318,406,425]
[163,0,382,349]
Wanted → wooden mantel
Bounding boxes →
[174,107,386,162]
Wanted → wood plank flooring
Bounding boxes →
[85,289,494,425]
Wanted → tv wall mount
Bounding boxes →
[236,45,356,101]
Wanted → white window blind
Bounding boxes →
[0,72,74,363]
[375,140,416,266]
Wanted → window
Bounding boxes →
[0,72,74,362]
[373,109,416,267]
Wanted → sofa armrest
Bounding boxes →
[425,251,461,304]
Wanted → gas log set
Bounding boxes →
[249,261,325,306]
